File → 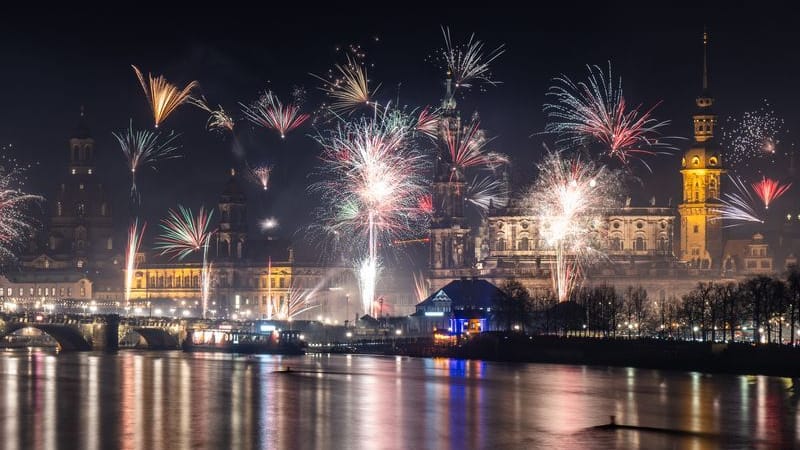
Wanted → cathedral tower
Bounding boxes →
[678,29,725,268]
[429,77,472,270]
[217,169,248,260]
[48,109,114,270]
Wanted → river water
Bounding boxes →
[0,349,797,449]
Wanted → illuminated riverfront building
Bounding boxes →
[426,31,800,302]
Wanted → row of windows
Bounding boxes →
[746,260,772,269]
[145,276,201,289]
[140,275,289,289]
[55,201,108,217]
[3,286,85,297]
[494,237,669,252]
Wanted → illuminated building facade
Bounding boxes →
[426,31,800,302]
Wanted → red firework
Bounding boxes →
[242,91,310,139]
[752,177,791,209]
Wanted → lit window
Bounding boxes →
[79,184,84,190]
[88,169,92,175]
[71,169,76,175]
[693,225,699,233]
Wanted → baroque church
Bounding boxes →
[427,31,800,302]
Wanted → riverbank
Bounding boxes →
[341,334,800,377]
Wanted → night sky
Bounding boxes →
[1,6,798,261]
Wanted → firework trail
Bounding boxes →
[132,65,198,128]
[0,155,42,264]
[435,27,505,91]
[544,63,677,170]
[466,175,509,212]
[524,150,623,301]
[312,56,379,116]
[415,106,441,140]
[310,110,429,316]
[113,121,181,201]
[190,96,235,133]
[241,91,310,138]
[124,219,146,308]
[248,164,272,190]
[154,205,215,318]
[752,176,791,209]
[718,175,763,226]
[413,271,428,303]
[722,100,788,170]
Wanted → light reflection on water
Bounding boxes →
[0,349,798,449]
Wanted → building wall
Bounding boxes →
[0,275,93,309]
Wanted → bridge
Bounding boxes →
[0,313,234,352]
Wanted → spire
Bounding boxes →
[695,27,714,110]
[72,106,91,139]
[702,27,709,91]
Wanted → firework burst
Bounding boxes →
[241,91,310,138]
[718,175,763,226]
[442,119,494,173]
[124,219,146,307]
[722,100,788,170]
[752,176,791,209]
[155,205,215,318]
[248,164,272,190]
[132,65,198,128]
[524,150,624,301]
[466,175,509,212]
[154,205,215,260]
[273,286,319,320]
[0,155,42,264]
[190,97,235,133]
[310,110,429,316]
[435,27,505,90]
[113,121,181,201]
[312,57,379,116]
[544,63,677,170]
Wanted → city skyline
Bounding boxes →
[1,7,799,254]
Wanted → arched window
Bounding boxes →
[610,237,622,251]
[166,275,172,288]
[519,237,529,251]
[158,276,164,288]
[658,237,668,253]
[184,276,190,287]
[100,203,107,216]
[49,236,57,250]
[136,279,142,289]
[193,275,199,287]
[106,237,113,250]
[150,276,156,287]
[634,237,646,251]
[496,238,505,251]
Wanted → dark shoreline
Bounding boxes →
[340,334,800,378]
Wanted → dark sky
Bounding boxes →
[1,5,798,259]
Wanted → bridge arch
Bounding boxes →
[123,327,180,350]
[0,323,92,351]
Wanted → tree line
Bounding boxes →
[491,268,800,345]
